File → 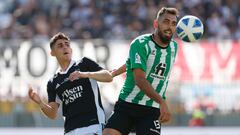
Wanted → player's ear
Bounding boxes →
[153,19,158,29]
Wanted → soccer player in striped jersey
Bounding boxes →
[28,32,113,135]
[104,7,179,135]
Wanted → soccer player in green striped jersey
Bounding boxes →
[104,7,179,135]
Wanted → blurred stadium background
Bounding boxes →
[0,0,240,135]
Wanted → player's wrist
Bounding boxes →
[84,72,91,78]
[158,98,165,105]
[110,69,117,77]
[77,71,89,78]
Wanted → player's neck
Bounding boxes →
[58,59,71,72]
[152,33,169,48]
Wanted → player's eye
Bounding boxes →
[172,22,177,26]
[57,44,63,48]
[65,42,70,47]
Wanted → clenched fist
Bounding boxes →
[69,71,89,81]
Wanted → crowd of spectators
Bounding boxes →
[0,0,239,40]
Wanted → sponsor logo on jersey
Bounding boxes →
[150,63,166,80]
[151,50,156,55]
[150,73,165,80]
[135,53,141,64]
[56,83,60,89]
[62,85,83,105]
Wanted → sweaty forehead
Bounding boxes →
[161,13,177,22]
[56,39,69,44]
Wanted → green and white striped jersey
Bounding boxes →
[119,34,178,108]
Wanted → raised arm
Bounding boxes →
[111,64,126,77]
[133,68,171,123]
[69,69,113,82]
[28,87,59,119]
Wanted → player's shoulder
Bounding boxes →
[170,39,178,49]
[131,33,152,46]
[47,73,61,90]
[48,73,58,84]
[76,57,95,65]
[68,57,89,66]
[170,39,178,45]
[135,33,152,40]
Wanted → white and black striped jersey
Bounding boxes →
[47,57,105,133]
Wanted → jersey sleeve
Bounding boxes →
[129,38,148,72]
[82,57,103,72]
[47,80,56,103]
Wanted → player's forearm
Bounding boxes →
[112,64,126,77]
[135,77,165,105]
[88,70,113,82]
[39,102,58,119]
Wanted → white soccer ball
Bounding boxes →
[176,15,204,42]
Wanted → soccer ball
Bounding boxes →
[176,15,204,42]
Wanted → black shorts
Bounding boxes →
[105,99,161,135]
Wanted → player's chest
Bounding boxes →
[147,49,175,66]
[53,65,93,101]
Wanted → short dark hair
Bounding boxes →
[49,32,70,49]
[156,7,179,20]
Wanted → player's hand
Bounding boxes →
[159,101,171,123]
[69,71,89,81]
[110,69,117,77]
[28,87,41,105]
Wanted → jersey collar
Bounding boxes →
[151,34,170,49]
[56,60,76,74]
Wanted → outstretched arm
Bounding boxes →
[28,87,59,119]
[133,68,171,123]
[111,64,126,77]
[69,69,113,82]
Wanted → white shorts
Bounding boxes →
[65,124,103,135]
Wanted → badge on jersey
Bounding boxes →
[135,53,141,64]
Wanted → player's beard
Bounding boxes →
[157,26,172,44]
